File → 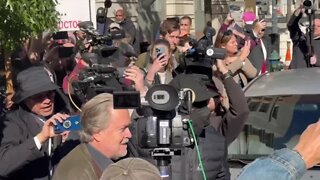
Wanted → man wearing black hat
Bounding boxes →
[167,60,249,180]
[128,60,249,180]
[0,66,76,180]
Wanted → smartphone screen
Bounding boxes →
[113,91,140,109]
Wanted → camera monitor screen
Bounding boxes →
[113,91,140,109]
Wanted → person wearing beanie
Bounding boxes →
[0,66,77,179]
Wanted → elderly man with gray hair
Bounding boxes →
[53,93,132,180]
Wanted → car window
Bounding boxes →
[228,94,320,161]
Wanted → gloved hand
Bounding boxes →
[189,107,211,137]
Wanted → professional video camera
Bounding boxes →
[136,84,194,177]
[303,0,314,15]
[183,35,227,78]
[304,0,313,9]
[70,21,135,104]
[77,21,125,64]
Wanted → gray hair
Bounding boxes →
[79,93,113,142]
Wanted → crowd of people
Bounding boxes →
[1,1,320,180]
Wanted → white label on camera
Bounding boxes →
[159,121,169,127]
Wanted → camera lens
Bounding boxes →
[206,48,214,57]
[303,0,312,7]
[63,120,71,129]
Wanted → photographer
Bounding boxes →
[214,30,257,87]
[287,3,320,68]
[128,59,249,179]
[0,66,77,179]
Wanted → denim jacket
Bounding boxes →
[237,148,307,180]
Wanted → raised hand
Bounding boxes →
[239,40,251,61]
[36,113,69,144]
[224,13,235,25]
[149,54,168,74]
[294,120,320,169]
[124,65,145,91]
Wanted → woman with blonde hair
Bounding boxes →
[124,39,174,95]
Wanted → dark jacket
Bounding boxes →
[129,76,249,180]
[118,18,137,45]
[246,30,267,73]
[0,107,77,180]
[0,67,78,179]
[287,12,320,68]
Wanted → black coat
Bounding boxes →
[0,87,78,180]
[0,107,78,180]
[287,12,320,68]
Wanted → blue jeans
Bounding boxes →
[237,148,307,180]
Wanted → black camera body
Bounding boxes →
[71,21,135,104]
[137,114,192,149]
[303,0,314,15]
[136,85,194,150]
[185,36,226,60]
[78,21,125,65]
[303,0,313,9]
[183,36,226,79]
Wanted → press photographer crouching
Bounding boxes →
[0,66,78,180]
[128,59,249,180]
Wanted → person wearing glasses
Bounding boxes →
[214,30,257,87]
[0,66,77,180]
